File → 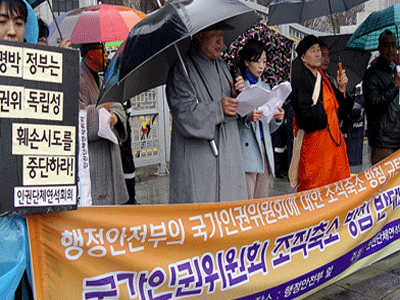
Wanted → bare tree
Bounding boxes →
[123,0,168,12]
[302,4,364,33]
[257,0,272,6]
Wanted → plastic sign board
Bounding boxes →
[0,40,79,216]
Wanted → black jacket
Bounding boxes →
[291,65,352,133]
[363,56,400,148]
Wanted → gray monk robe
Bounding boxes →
[166,44,247,203]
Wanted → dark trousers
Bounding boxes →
[371,146,399,165]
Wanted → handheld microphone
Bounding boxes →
[230,64,241,96]
[230,64,241,80]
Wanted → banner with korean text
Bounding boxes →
[28,151,400,300]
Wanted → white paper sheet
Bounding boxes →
[98,107,118,144]
[236,81,292,123]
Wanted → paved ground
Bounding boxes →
[134,142,400,299]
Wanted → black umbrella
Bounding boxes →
[291,34,371,92]
[268,0,368,27]
[98,0,260,104]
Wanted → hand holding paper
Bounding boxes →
[248,110,264,122]
[236,81,292,123]
[98,107,118,144]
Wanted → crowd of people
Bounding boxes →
[3,0,400,297]
[3,0,399,203]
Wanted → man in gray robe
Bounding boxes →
[166,24,247,203]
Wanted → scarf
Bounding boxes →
[245,70,258,85]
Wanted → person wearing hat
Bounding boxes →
[289,35,353,192]
[79,42,129,205]
[166,21,247,203]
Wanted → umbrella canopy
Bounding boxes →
[98,0,260,104]
[26,0,46,8]
[292,34,371,91]
[347,4,400,51]
[267,0,368,26]
[47,4,147,46]
[222,21,294,87]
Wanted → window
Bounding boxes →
[52,0,79,15]
[51,0,124,16]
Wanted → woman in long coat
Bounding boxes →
[237,39,285,199]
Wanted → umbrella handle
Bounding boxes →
[174,44,189,76]
[46,0,63,42]
[337,55,346,98]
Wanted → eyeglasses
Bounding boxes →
[89,46,104,51]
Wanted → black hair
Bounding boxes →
[0,0,28,23]
[379,29,395,46]
[37,18,49,39]
[238,39,267,77]
[319,41,328,50]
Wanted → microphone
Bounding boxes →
[230,64,241,96]
[230,63,241,80]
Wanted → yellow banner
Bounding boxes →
[28,151,400,300]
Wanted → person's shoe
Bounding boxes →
[124,198,137,205]
[276,173,288,179]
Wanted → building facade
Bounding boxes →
[35,0,124,24]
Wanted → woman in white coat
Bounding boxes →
[238,39,285,199]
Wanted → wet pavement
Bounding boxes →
[134,141,400,299]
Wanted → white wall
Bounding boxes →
[34,0,98,24]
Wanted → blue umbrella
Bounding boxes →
[347,4,400,50]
